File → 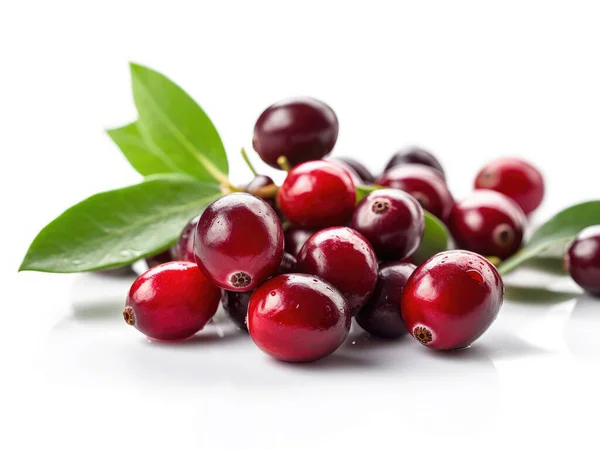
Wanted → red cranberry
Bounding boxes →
[123,261,222,341]
[296,227,378,315]
[351,188,424,261]
[384,146,445,177]
[474,157,544,215]
[356,262,415,338]
[325,158,362,185]
[327,157,375,184]
[376,164,454,222]
[402,250,503,350]
[252,97,338,168]
[172,214,201,262]
[145,249,173,268]
[222,291,251,330]
[278,160,356,228]
[248,274,351,362]
[277,252,297,275]
[448,190,527,259]
[565,226,600,297]
[194,193,284,291]
[284,226,317,257]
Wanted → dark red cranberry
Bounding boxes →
[222,291,251,330]
[325,158,362,185]
[384,146,445,177]
[565,226,600,297]
[172,214,201,262]
[351,188,424,261]
[296,227,378,315]
[252,97,338,169]
[376,164,454,222]
[448,190,527,259]
[248,274,350,362]
[277,252,297,275]
[356,262,415,338]
[474,157,544,215]
[277,160,356,228]
[245,175,277,208]
[123,261,222,341]
[284,226,317,257]
[327,157,375,184]
[145,249,173,268]
[402,250,503,350]
[194,193,284,291]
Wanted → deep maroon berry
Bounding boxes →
[145,249,173,268]
[194,193,284,292]
[253,97,338,169]
[327,157,375,184]
[277,252,297,275]
[402,250,503,350]
[448,190,527,259]
[124,261,222,341]
[277,160,356,228]
[474,157,544,216]
[565,226,600,297]
[222,291,251,330]
[172,214,201,262]
[245,175,277,209]
[296,227,378,315]
[351,189,425,261]
[248,274,351,362]
[356,262,415,338]
[284,226,317,257]
[376,164,454,222]
[384,146,445,177]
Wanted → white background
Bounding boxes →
[2,1,600,448]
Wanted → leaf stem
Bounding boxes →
[248,183,278,199]
[277,156,291,172]
[241,148,258,177]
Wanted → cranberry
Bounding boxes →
[384,146,445,177]
[356,262,415,338]
[222,291,251,330]
[284,226,317,257]
[172,214,201,262]
[565,226,600,297]
[296,227,378,315]
[194,193,284,291]
[145,249,173,268]
[474,157,544,215]
[277,160,356,228]
[277,252,297,274]
[351,188,424,261]
[325,158,362,185]
[402,250,503,350]
[252,97,338,169]
[448,190,527,259]
[123,261,222,341]
[327,156,375,184]
[245,175,277,208]
[248,274,350,362]
[376,164,454,222]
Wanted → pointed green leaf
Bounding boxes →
[107,121,178,176]
[20,174,221,273]
[412,211,450,265]
[130,63,228,184]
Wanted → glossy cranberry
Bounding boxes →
[325,158,362,185]
[172,214,201,262]
[402,250,503,350]
[474,157,544,215]
[245,175,276,208]
[384,146,445,177]
[327,157,375,184]
[278,160,356,228]
[448,190,527,259]
[123,261,222,341]
[252,97,338,169]
[277,252,297,274]
[351,189,424,261]
[376,164,454,222]
[284,226,317,257]
[222,291,252,330]
[356,262,415,338]
[296,227,378,315]
[145,249,172,268]
[565,226,600,297]
[194,193,284,292]
[248,274,350,362]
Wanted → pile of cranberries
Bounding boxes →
[123,96,598,363]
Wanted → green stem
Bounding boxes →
[241,148,258,177]
[277,156,291,172]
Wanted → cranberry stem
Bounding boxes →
[277,155,292,172]
[248,183,278,199]
[241,147,259,177]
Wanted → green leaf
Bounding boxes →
[504,285,577,304]
[498,201,600,275]
[130,63,229,184]
[107,121,179,176]
[20,174,221,273]
[356,184,383,204]
[412,211,450,265]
